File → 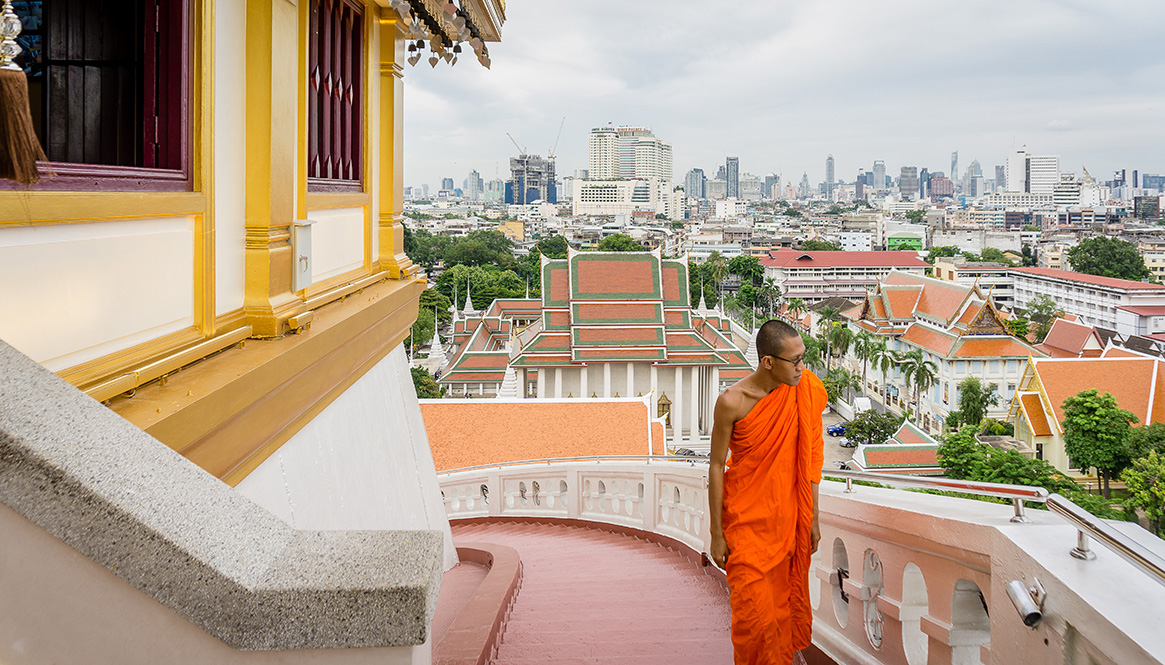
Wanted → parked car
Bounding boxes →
[827,423,848,437]
[838,437,855,448]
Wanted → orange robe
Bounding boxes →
[722,370,826,665]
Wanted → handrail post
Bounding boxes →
[1071,529,1097,561]
[1010,498,1029,523]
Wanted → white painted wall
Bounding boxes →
[235,346,457,570]
[307,207,366,282]
[213,0,247,316]
[0,218,195,370]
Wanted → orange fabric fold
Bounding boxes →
[722,370,826,665]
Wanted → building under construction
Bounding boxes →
[505,154,557,204]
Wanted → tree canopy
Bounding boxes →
[846,409,905,447]
[728,255,764,286]
[1062,389,1138,498]
[597,233,647,252]
[1025,294,1063,343]
[904,210,926,224]
[1067,236,1150,281]
[410,367,442,399]
[1122,450,1165,537]
[925,246,963,264]
[801,239,842,252]
[949,376,1000,430]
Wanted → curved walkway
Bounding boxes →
[451,520,733,665]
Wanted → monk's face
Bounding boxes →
[763,335,806,387]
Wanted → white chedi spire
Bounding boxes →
[427,325,447,368]
[697,282,707,312]
[744,336,759,370]
[497,364,519,398]
[450,284,460,321]
[462,274,476,317]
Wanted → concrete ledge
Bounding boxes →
[433,543,523,665]
[0,340,442,649]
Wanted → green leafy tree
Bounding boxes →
[1006,317,1030,338]
[956,376,1000,429]
[1067,236,1150,281]
[786,297,807,320]
[410,366,442,399]
[852,329,877,395]
[1122,450,1165,537]
[826,367,860,403]
[409,307,436,355]
[704,252,729,306]
[728,255,765,286]
[815,306,842,371]
[978,247,1014,266]
[801,239,843,252]
[847,409,905,447]
[937,426,991,479]
[925,245,963,264]
[1021,243,1035,266]
[597,233,646,252]
[535,235,569,259]
[800,333,825,372]
[869,340,896,401]
[736,282,758,310]
[759,277,781,317]
[1025,294,1063,343]
[1127,422,1165,460]
[1062,389,1138,498]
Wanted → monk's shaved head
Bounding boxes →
[755,319,801,359]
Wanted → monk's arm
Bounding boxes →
[810,482,821,554]
[708,392,737,569]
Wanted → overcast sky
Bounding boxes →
[403,0,1165,191]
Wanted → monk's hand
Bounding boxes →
[810,518,821,554]
[710,533,730,569]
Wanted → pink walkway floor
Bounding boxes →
[451,520,734,665]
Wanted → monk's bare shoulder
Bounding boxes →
[715,376,762,425]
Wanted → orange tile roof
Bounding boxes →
[546,266,569,303]
[884,289,922,319]
[861,447,940,467]
[1020,393,1053,436]
[761,249,929,269]
[452,355,508,370]
[573,302,661,324]
[574,257,658,295]
[440,371,506,382]
[1035,358,1158,426]
[1154,363,1165,425]
[1035,344,1082,359]
[914,281,970,322]
[575,327,663,345]
[957,302,982,326]
[661,262,688,305]
[900,324,957,355]
[1041,318,1096,355]
[951,338,1037,358]
[421,400,663,471]
[1103,347,1143,358]
[573,348,667,361]
[526,334,570,351]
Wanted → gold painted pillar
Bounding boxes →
[377,11,415,279]
[244,0,306,337]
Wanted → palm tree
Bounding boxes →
[829,324,854,370]
[801,333,825,372]
[869,340,897,404]
[760,278,780,318]
[815,306,842,371]
[900,349,939,418]
[705,252,728,309]
[853,329,876,395]
[786,297,807,323]
[828,367,861,404]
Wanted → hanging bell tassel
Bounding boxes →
[0,0,48,185]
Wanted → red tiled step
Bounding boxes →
[451,520,732,665]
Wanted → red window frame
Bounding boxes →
[307,0,363,192]
[0,0,191,192]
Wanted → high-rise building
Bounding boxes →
[950,152,959,191]
[929,177,954,200]
[1028,155,1060,195]
[587,126,672,183]
[872,160,886,191]
[464,169,484,201]
[684,168,707,199]
[726,157,739,199]
[1005,147,1029,193]
[505,154,556,205]
[825,155,835,199]
[764,174,781,199]
[441,177,455,191]
[715,165,727,180]
[798,173,811,199]
[1143,174,1165,192]
[994,165,1005,191]
[919,167,929,199]
[899,166,919,199]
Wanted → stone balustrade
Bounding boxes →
[438,459,1165,665]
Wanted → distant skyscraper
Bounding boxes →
[1027,155,1060,194]
[441,177,455,191]
[505,154,556,205]
[464,169,484,200]
[1005,147,1029,193]
[798,173,811,199]
[950,152,958,191]
[994,165,1005,191]
[919,167,929,199]
[764,173,781,199]
[587,125,672,182]
[726,157,740,199]
[899,166,919,199]
[684,168,707,199]
[825,154,835,199]
[872,160,886,190]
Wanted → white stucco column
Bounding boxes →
[554,368,563,398]
[673,366,684,448]
[650,364,658,399]
[604,363,612,397]
[580,365,589,398]
[689,365,700,444]
[518,368,527,398]
[627,363,635,398]
[536,369,546,398]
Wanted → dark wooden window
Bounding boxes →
[3,0,190,191]
[307,0,363,192]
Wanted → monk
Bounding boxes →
[709,319,827,665]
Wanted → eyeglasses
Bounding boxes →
[769,354,805,368]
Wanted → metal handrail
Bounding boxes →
[1047,494,1165,587]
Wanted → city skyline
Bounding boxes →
[403,0,1164,190]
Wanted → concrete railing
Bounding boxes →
[438,457,1165,665]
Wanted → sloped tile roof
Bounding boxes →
[914,280,971,322]
[1019,393,1053,437]
[1041,318,1097,356]
[1034,358,1158,426]
[883,288,922,319]
[571,253,662,300]
[1011,267,1165,291]
[889,420,938,446]
[900,324,958,356]
[661,261,689,307]
[572,302,663,325]
[761,249,929,269]
[573,327,665,347]
[951,338,1037,358]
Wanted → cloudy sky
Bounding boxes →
[403,0,1164,190]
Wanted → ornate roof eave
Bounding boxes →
[386,0,497,68]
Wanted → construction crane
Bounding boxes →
[547,117,566,160]
[506,132,526,158]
